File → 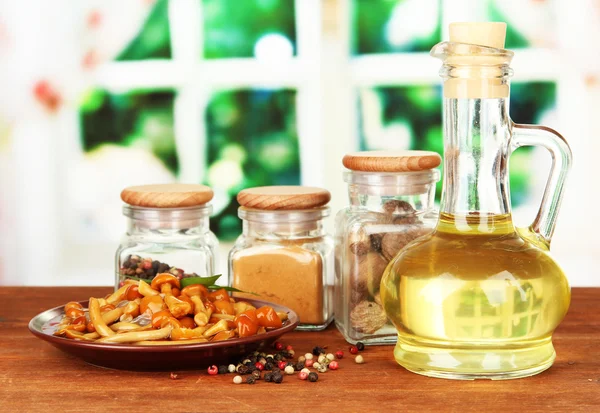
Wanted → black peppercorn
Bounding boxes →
[237,365,249,375]
[264,362,274,370]
[356,342,365,351]
[246,376,256,385]
[264,372,273,382]
[251,370,261,380]
[218,365,228,375]
[272,372,283,383]
[295,361,305,371]
[312,346,325,356]
[308,372,318,382]
[274,354,283,361]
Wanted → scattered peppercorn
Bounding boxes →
[349,345,359,355]
[356,342,365,351]
[207,365,218,375]
[312,346,325,355]
[264,362,274,370]
[274,341,284,351]
[317,355,327,364]
[326,353,335,361]
[298,355,306,363]
[255,362,264,371]
[317,364,327,373]
[272,372,284,383]
[308,372,318,382]
[355,355,365,364]
[228,364,236,373]
[218,365,228,374]
[170,372,179,380]
[296,361,305,371]
[274,354,284,361]
[246,376,256,385]
[278,361,287,370]
[313,362,321,370]
[252,370,261,380]
[299,371,308,380]
[305,353,314,360]
[301,368,311,374]
[237,365,249,375]
[284,365,295,375]
[288,349,296,357]
[305,359,314,368]
[329,361,339,370]
[335,350,344,359]
[286,345,294,351]
[264,372,273,382]
[233,375,243,384]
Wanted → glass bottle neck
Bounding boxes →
[439,96,513,227]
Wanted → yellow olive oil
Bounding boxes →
[380,213,570,379]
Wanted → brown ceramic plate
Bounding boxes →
[29,298,298,371]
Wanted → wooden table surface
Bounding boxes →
[1,287,599,413]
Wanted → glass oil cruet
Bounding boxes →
[380,22,573,380]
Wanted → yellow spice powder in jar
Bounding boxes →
[232,243,324,325]
[229,186,333,330]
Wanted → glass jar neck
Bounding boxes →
[239,207,329,240]
[439,94,512,219]
[344,171,439,213]
[124,205,212,233]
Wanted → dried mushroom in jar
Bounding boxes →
[350,300,387,334]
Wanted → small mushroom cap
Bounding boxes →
[150,273,181,290]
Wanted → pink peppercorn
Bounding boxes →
[274,341,284,351]
[299,371,308,380]
[335,350,344,359]
[207,365,218,375]
[305,359,314,368]
[286,345,294,351]
[255,362,264,371]
[278,361,287,370]
[349,345,359,355]
[329,361,339,370]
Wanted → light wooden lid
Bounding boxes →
[342,151,441,172]
[121,184,214,208]
[237,186,331,210]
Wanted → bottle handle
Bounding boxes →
[510,123,572,249]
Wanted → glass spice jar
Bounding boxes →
[229,186,334,331]
[334,151,441,344]
[115,184,219,290]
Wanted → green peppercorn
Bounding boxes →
[308,372,318,382]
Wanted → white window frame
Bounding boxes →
[15,0,595,286]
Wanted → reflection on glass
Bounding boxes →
[358,82,556,206]
[117,0,171,61]
[353,0,441,54]
[203,0,296,59]
[205,89,300,239]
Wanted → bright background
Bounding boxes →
[0,0,599,286]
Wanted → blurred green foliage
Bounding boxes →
[359,82,556,206]
[117,0,171,61]
[205,89,300,239]
[80,90,178,173]
[353,0,441,54]
[203,0,296,58]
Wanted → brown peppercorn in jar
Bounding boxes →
[334,151,441,344]
[229,186,334,331]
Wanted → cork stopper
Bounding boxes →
[343,151,441,172]
[237,186,331,210]
[449,22,506,48]
[121,184,214,208]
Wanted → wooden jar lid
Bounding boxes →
[342,151,441,172]
[121,184,214,208]
[237,186,331,210]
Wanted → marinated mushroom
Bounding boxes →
[150,273,180,296]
